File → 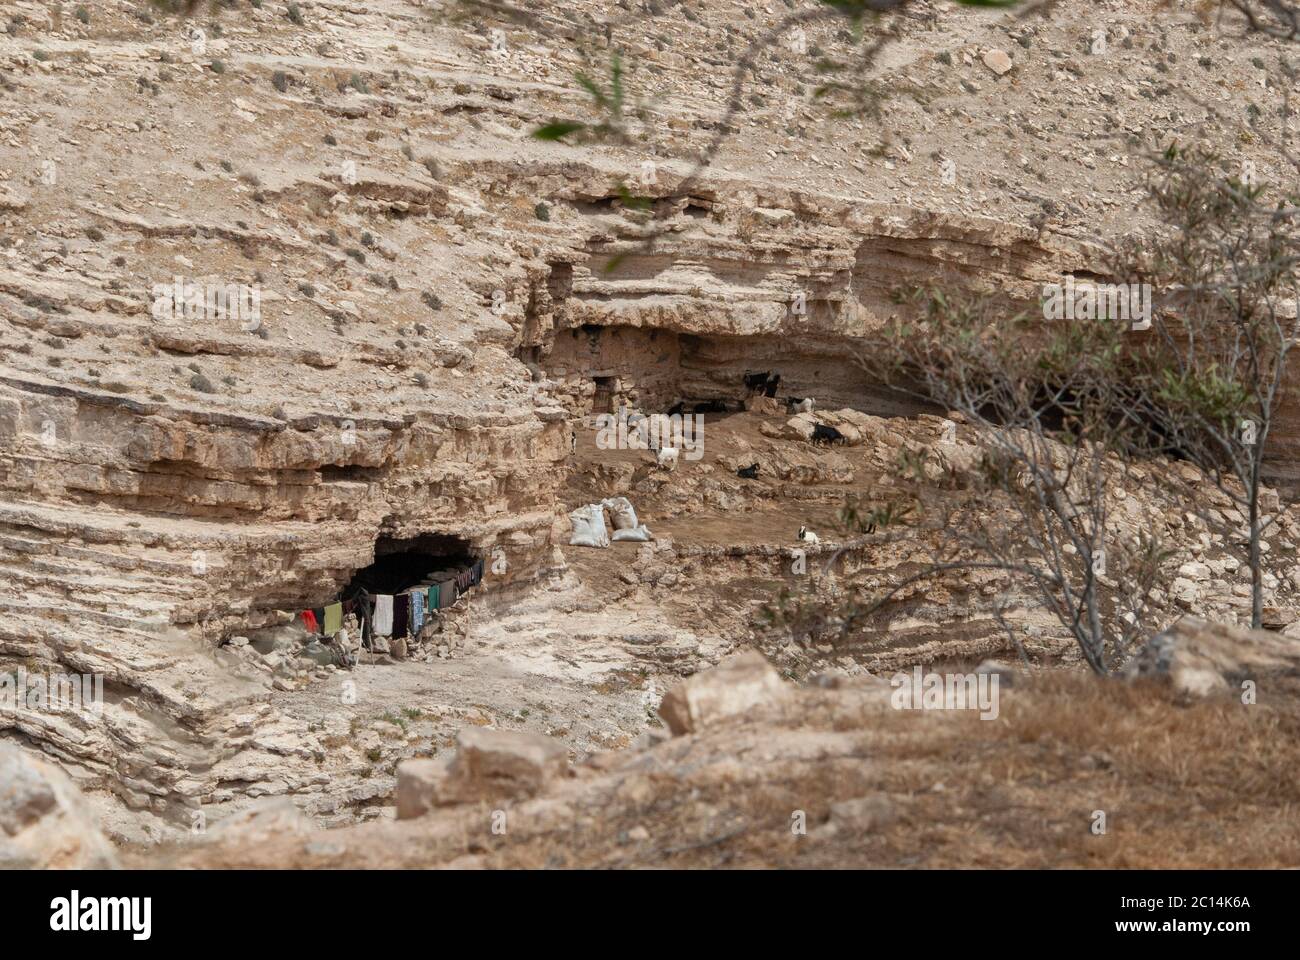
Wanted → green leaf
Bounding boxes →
[532,121,586,142]
[614,182,651,211]
[574,73,608,109]
[610,51,624,112]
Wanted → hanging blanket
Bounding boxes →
[372,595,393,637]
[393,593,410,638]
[439,579,458,609]
[410,589,425,635]
[323,602,343,636]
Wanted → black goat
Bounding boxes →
[737,463,760,480]
[744,370,783,398]
[692,399,729,414]
[811,423,846,445]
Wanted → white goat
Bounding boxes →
[797,525,819,544]
[789,397,816,414]
[657,446,679,470]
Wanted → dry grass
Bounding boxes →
[485,672,1300,868]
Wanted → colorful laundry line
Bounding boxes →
[298,559,485,642]
[299,598,357,636]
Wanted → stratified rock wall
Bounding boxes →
[2,0,1298,820]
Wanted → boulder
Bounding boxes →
[209,797,314,842]
[395,728,569,818]
[1124,616,1300,696]
[658,650,790,736]
[396,758,453,820]
[782,413,817,441]
[248,622,311,655]
[455,727,568,796]
[830,408,890,442]
[0,743,119,869]
[744,395,782,415]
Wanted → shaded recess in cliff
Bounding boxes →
[540,322,935,419]
[342,533,477,597]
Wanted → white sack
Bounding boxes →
[612,524,653,542]
[602,496,639,531]
[568,503,611,548]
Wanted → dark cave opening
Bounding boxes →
[341,533,477,601]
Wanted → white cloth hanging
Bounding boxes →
[373,594,394,636]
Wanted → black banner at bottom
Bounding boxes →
[0,868,1277,946]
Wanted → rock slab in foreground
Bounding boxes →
[396,728,569,818]
[1125,616,1300,696]
[657,650,790,736]
[0,743,119,869]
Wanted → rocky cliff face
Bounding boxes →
[539,188,1088,416]
[2,0,1300,836]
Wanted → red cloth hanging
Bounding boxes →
[301,610,319,632]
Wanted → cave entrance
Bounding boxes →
[591,375,617,415]
[342,533,477,600]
